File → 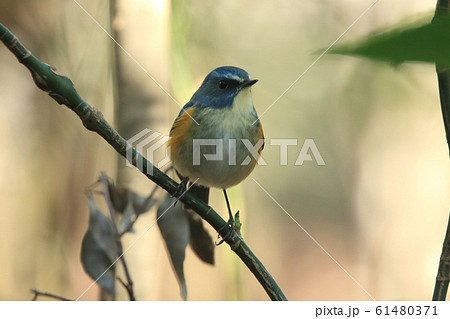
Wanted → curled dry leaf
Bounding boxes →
[186,210,215,265]
[157,195,189,300]
[107,181,156,235]
[80,196,119,294]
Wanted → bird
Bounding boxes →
[168,66,264,243]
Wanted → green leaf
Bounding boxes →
[81,196,119,294]
[328,13,450,65]
[234,211,242,236]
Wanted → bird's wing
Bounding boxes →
[170,101,195,134]
[257,121,265,154]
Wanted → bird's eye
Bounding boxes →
[218,80,228,89]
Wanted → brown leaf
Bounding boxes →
[157,195,189,300]
[80,196,119,294]
[186,211,215,265]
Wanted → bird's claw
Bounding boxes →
[215,215,236,246]
[172,177,189,207]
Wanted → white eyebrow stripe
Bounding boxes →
[213,70,249,82]
[225,74,245,81]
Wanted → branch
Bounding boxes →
[0,23,286,301]
[31,289,72,301]
[433,0,450,301]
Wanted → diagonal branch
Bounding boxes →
[0,22,286,301]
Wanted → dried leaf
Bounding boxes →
[117,199,137,235]
[130,192,156,215]
[81,196,119,294]
[108,181,128,213]
[107,181,156,235]
[157,195,189,300]
[186,211,215,265]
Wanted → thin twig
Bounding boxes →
[432,0,450,301]
[116,240,135,301]
[117,277,134,300]
[31,289,72,301]
[99,173,136,301]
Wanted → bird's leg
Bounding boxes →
[216,189,236,245]
[223,189,234,224]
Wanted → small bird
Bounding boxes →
[168,66,264,242]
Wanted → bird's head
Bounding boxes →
[191,66,258,109]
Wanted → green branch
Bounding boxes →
[0,22,286,301]
[433,0,450,301]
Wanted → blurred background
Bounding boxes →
[0,0,448,300]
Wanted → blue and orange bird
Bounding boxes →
[168,66,264,241]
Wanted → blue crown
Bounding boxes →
[190,66,253,109]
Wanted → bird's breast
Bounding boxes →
[169,89,262,188]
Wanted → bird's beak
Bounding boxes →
[240,79,258,88]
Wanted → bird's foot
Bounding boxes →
[171,177,189,206]
[215,215,236,246]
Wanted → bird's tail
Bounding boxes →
[189,184,209,205]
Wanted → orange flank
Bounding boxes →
[258,122,265,155]
[168,107,195,159]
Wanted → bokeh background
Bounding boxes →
[0,0,448,300]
